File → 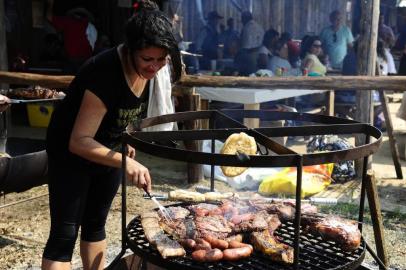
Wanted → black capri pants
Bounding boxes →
[43,155,121,262]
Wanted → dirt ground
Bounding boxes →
[1,98,406,270]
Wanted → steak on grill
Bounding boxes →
[303,214,361,251]
[251,229,294,264]
[140,211,186,258]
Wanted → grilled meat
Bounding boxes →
[195,215,233,239]
[251,230,294,264]
[187,203,219,216]
[165,206,190,220]
[140,211,186,258]
[303,215,361,251]
[231,211,269,233]
[6,86,60,100]
[249,199,317,221]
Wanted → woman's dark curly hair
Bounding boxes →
[300,35,321,59]
[125,0,182,82]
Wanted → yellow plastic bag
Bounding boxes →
[258,167,332,198]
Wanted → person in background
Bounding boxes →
[320,10,354,70]
[234,11,264,75]
[46,0,97,74]
[257,28,279,69]
[377,39,389,75]
[222,18,240,59]
[0,94,48,196]
[240,11,264,51]
[196,10,223,70]
[301,36,327,76]
[41,1,182,269]
[267,40,293,75]
[396,44,406,121]
[378,14,395,49]
[93,34,111,55]
[280,32,301,67]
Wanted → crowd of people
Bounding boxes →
[186,8,406,81]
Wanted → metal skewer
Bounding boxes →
[143,187,174,223]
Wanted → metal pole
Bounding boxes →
[358,135,370,232]
[293,155,303,269]
[210,114,215,191]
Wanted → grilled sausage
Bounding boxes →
[204,235,229,250]
[228,240,253,252]
[222,246,253,261]
[178,239,196,250]
[194,238,212,250]
[191,248,224,262]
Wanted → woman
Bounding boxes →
[42,1,182,269]
[301,36,327,76]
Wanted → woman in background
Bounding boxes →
[300,36,327,76]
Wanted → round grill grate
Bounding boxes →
[126,215,365,270]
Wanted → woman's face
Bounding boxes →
[133,47,168,79]
[310,40,322,56]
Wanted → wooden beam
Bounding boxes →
[2,71,406,93]
[0,0,8,78]
[179,75,406,91]
[0,71,73,89]
[365,170,389,269]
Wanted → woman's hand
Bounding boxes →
[127,144,136,158]
[126,158,152,192]
[0,95,10,112]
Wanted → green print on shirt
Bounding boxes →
[116,104,146,128]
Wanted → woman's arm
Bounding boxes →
[302,58,314,71]
[69,90,151,191]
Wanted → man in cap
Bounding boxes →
[196,11,223,70]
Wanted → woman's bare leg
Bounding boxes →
[41,258,71,270]
[80,239,107,270]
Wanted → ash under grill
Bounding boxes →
[126,213,365,270]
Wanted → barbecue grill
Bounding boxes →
[107,110,383,270]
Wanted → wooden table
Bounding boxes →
[195,87,333,128]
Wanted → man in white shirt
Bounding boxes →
[240,11,264,50]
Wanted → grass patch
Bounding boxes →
[318,202,406,227]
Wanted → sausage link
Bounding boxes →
[178,239,196,250]
[228,241,253,252]
[194,238,212,250]
[191,248,224,262]
[222,246,253,261]
[204,235,229,250]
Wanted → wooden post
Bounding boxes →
[0,0,8,83]
[0,0,9,153]
[378,86,403,179]
[365,170,389,269]
[176,87,204,184]
[355,0,379,176]
[326,90,335,116]
[243,103,260,128]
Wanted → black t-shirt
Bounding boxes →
[46,47,149,162]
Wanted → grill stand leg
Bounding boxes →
[106,141,128,270]
[365,170,389,269]
[358,135,370,232]
[293,155,303,269]
[210,116,216,191]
